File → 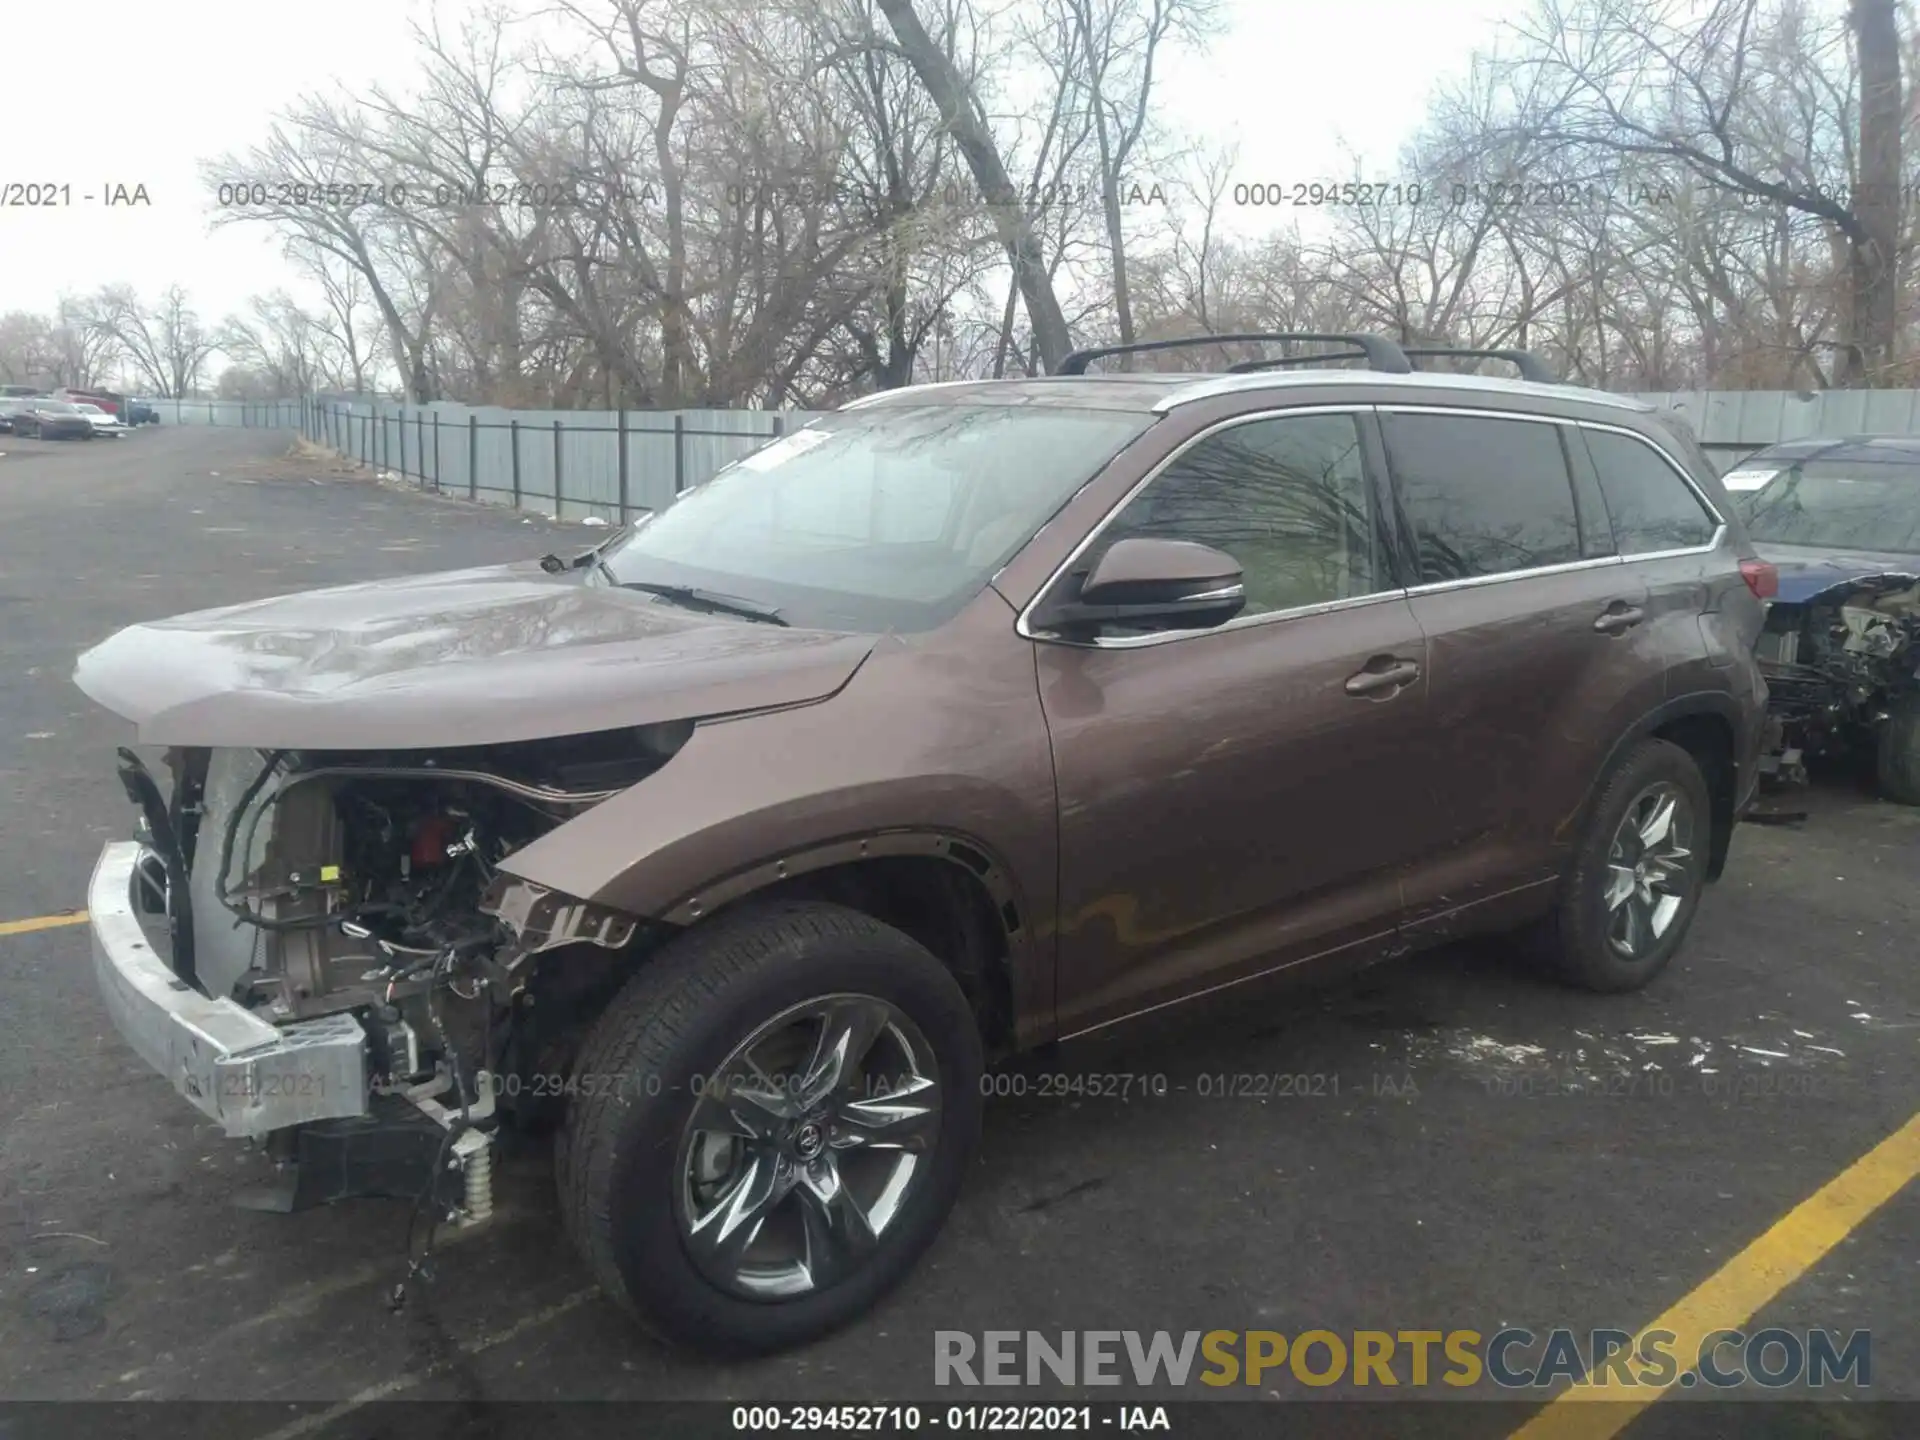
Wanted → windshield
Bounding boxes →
[39,401,78,414]
[1735,460,1920,553]
[595,403,1155,632]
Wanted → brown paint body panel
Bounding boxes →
[72,561,877,749]
[1398,563,1661,928]
[492,590,1065,1047]
[1040,595,1434,1039]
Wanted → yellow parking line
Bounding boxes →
[0,911,89,937]
[1509,1108,1920,1439]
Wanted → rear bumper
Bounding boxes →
[88,841,370,1138]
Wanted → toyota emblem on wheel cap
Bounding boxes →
[793,1121,824,1160]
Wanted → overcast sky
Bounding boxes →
[0,0,1511,327]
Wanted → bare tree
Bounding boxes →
[875,0,1073,370]
[183,0,1916,400]
[89,285,218,396]
[1059,0,1211,352]
[204,102,447,400]
[1504,0,1905,383]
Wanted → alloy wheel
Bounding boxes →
[674,993,943,1300]
[1602,781,1695,959]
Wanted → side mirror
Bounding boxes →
[1033,537,1246,636]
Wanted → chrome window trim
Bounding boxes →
[1570,418,1728,560]
[1375,402,1570,424]
[1152,370,1657,415]
[1076,589,1407,650]
[1619,534,1727,561]
[1013,404,1397,650]
[1402,553,1626,598]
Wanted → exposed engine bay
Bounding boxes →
[1755,574,1920,784]
[117,723,690,1256]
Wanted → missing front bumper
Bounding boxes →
[88,841,371,1138]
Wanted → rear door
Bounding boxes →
[1378,406,1664,937]
[1037,406,1443,1040]
[1574,421,1766,792]
[1573,421,1734,687]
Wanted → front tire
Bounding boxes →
[1530,738,1712,992]
[1877,692,1920,806]
[557,900,983,1356]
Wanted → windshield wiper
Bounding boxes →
[619,581,789,626]
[540,524,631,577]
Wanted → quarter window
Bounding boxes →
[1089,412,1382,621]
[1581,428,1718,554]
[1381,412,1584,581]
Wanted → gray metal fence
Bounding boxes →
[1628,389,1920,474]
[300,399,829,522]
[145,397,307,427]
[159,385,1920,522]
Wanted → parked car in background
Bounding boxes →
[57,387,126,418]
[73,401,128,438]
[10,398,95,439]
[125,399,160,425]
[74,334,1770,1357]
[0,392,48,430]
[1730,436,1920,802]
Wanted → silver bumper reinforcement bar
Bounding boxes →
[88,841,370,1138]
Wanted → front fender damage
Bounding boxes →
[479,873,641,966]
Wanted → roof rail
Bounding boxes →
[1054,332,1413,376]
[1401,347,1559,384]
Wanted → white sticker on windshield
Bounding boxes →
[1719,467,1780,491]
[735,426,833,472]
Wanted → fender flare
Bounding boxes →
[1571,690,1747,878]
[658,825,1035,964]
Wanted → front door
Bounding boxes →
[1033,408,1442,1040]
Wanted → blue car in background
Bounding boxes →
[1725,436,1920,803]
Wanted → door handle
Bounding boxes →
[1344,657,1421,697]
[1593,604,1647,635]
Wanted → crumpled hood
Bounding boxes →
[73,561,875,749]
[1756,544,1920,605]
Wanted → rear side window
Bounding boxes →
[1581,428,1718,554]
[1381,412,1582,581]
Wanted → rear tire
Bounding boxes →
[1528,738,1712,992]
[1877,692,1920,806]
[556,899,983,1356]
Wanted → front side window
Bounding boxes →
[1581,428,1717,554]
[1085,410,1382,621]
[1734,461,1920,553]
[597,403,1155,633]
[1382,412,1583,581]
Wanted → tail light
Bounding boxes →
[1739,559,1778,600]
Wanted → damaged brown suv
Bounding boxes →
[75,335,1770,1356]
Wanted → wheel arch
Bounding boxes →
[657,829,1041,1059]
[1574,692,1743,880]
